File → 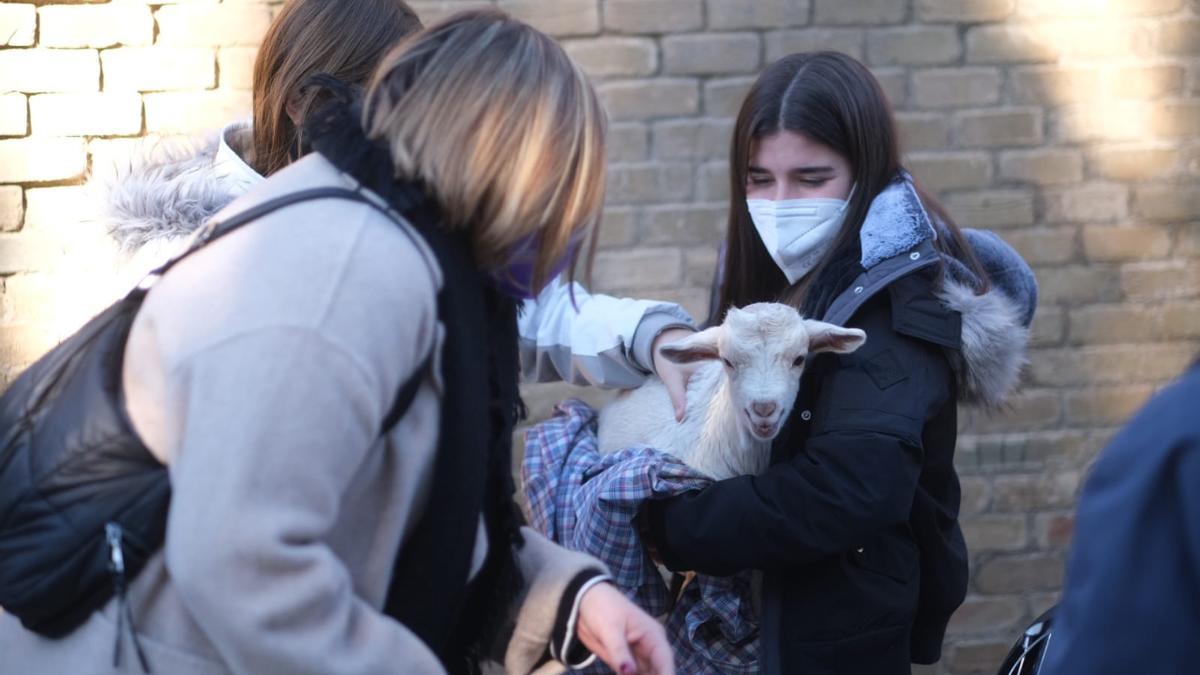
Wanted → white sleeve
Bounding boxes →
[517,276,696,389]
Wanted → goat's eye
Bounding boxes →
[722,358,733,368]
[793,355,806,367]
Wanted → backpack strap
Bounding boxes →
[380,354,432,435]
[140,187,374,286]
[136,185,438,438]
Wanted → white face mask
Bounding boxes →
[746,195,850,284]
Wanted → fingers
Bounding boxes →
[578,583,676,675]
[665,377,687,422]
[653,328,697,423]
[600,622,638,675]
[628,614,675,675]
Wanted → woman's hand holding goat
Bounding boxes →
[653,327,705,422]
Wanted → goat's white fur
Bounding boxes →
[597,303,866,479]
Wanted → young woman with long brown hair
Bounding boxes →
[616,52,1038,674]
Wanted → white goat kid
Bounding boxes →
[598,302,866,480]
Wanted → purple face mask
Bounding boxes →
[491,230,584,300]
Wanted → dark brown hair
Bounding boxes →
[715,51,987,321]
[251,0,422,176]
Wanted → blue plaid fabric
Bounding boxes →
[522,399,759,674]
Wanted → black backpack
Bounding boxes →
[0,187,426,661]
[996,606,1056,675]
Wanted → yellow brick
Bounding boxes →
[1082,225,1172,262]
[110,0,222,4]
[563,38,657,78]
[102,47,215,92]
[0,4,36,47]
[965,24,1060,64]
[156,4,273,47]
[0,236,60,278]
[604,0,703,33]
[0,325,61,373]
[1056,101,1154,143]
[2,263,121,340]
[1107,65,1185,100]
[662,33,762,75]
[30,93,143,137]
[22,188,121,326]
[918,0,1013,21]
[815,0,907,24]
[912,68,1002,108]
[597,79,700,121]
[0,137,87,183]
[1051,21,1154,59]
[407,2,493,25]
[87,137,158,180]
[1089,146,1180,181]
[497,0,600,37]
[39,4,153,48]
[22,186,89,235]
[218,47,259,90]
[1010,65,1104,105]
[0,186,22,232]
[0,49,99,94]
[0,273,59,325]
[144,91,251,134]
[0,94,27,137]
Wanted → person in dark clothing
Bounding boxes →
[1038,360,1200,675]
[640,51,1039,675]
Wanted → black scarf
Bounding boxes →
[305,82,526,675]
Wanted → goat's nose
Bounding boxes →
[751,401,777,417]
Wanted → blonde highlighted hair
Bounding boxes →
[365,10,607,287]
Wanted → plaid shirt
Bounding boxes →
[522,399,759,674]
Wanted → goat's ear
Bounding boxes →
[658,327,722,364]
[804,320,867,354]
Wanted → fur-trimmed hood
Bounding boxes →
[92,121,263,253]
[937,273,1030,408]
[849,174,1037,408]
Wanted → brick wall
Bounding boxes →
[1,1,1198,672]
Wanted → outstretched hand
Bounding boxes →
[652,328,704,422]
[577,582,675,675]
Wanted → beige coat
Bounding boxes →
[0,154,604,675]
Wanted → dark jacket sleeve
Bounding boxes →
[1038,364,1200,675]
[646,295,954,576]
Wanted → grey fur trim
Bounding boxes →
[91,135,239,252]
[938,277,1029,407]
[859,174,936,269]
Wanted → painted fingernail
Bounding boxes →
[620,663,636,674]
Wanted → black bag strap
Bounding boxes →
[381,354,431,433]
[140,185,434,435]
[144,187,374,283]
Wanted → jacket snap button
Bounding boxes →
[853,286,864,294]
[910,251,921,260]
[800,410,812,421]
[856,547,864,554]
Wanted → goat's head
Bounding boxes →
[659,302,866,441]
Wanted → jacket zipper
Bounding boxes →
[107,522,151,673]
